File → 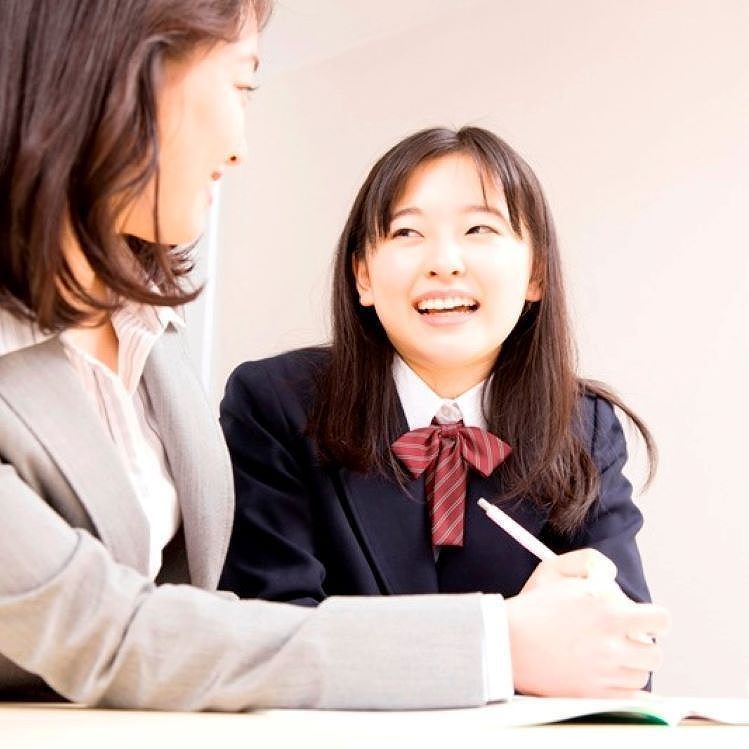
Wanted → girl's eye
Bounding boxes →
[390,227,420,239]
[466,224,497,235]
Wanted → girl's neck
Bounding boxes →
[401,355,494,399]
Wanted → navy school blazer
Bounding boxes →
[219,347,651,606]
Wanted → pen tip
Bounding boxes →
[477,498,490,511]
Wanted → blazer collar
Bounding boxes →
[338,402,438,595]
[0,330,233,589]
[339,468,439,594]
[0,337,150,573]
[142,328,233,589]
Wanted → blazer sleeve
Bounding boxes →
[541,396,652,603]
[0,459,487,711]
[218,359,328,606]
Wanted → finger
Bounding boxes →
[605,667,653,691]
[584,578,627,600]
[615,639,664,673]
[625,604,671,638]
[570,680,645,699]
[553,548,618,581]
[628,632,655,644]
[583,550,618,584]
[595,685,650,700]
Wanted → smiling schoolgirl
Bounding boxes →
[219,127,659,692]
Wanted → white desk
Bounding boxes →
[1,703,747,749]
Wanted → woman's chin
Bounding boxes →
[121,225,203,246]
[153,224,204,247]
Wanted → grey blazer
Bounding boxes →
[0,330,486,711]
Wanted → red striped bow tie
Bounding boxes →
[391,420,511,547]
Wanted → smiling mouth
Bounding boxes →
[415,296,480,315]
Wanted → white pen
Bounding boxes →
[477,497,556,561]
[478,498,652,644]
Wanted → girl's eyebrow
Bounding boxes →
[462,204,511,225]
[389,207,422,221]
[389,204,511,227]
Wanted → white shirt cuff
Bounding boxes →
[480,594,514,702]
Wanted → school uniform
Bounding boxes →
[219,347,651,605]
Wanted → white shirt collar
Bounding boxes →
[155,303,185,331]
[56,299,184,395]
[112,299,185,336]
[392,354,489,430]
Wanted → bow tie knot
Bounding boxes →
[436,422,461,440]
[392,420,511,547]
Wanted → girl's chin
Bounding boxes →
[403,349,497,372]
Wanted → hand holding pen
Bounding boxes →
[477,498,619,593]
[477,498,670,696]
[478,498,655,637]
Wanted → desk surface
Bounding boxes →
[1,703,747,749]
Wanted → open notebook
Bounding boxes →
[495,695,749,726]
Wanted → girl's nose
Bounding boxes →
[426,238,466,278]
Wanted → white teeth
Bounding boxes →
[416,296,477,312]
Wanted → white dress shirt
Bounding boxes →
[392,355,514,702]
[0,304,182,579]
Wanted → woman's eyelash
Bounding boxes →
[467,225,498,234]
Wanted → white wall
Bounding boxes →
[213,0,749,696]
[183,216,220,386]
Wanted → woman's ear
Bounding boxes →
[352,254,374,307]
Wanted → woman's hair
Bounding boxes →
[310,126,655,534]
[0,0,272,330]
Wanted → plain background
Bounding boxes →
[202,0,748,696]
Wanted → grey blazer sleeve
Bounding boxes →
[0,461,486,711]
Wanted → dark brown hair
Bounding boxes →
[310,126,655,534]
[0,0,272,330]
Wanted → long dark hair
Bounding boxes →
[310,126,655,534]
[0,0,272,331]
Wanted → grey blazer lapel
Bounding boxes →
[0,337,150,572]
[142,328,233,589]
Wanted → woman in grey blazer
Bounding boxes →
[0,0,669,711]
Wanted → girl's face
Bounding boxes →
[119,21,260,244]
[354,153,541,394]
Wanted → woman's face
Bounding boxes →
[354,153,541,392]
[119,20,260,244]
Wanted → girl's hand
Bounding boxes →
[506,579,670,697]
[520,548,620,594]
